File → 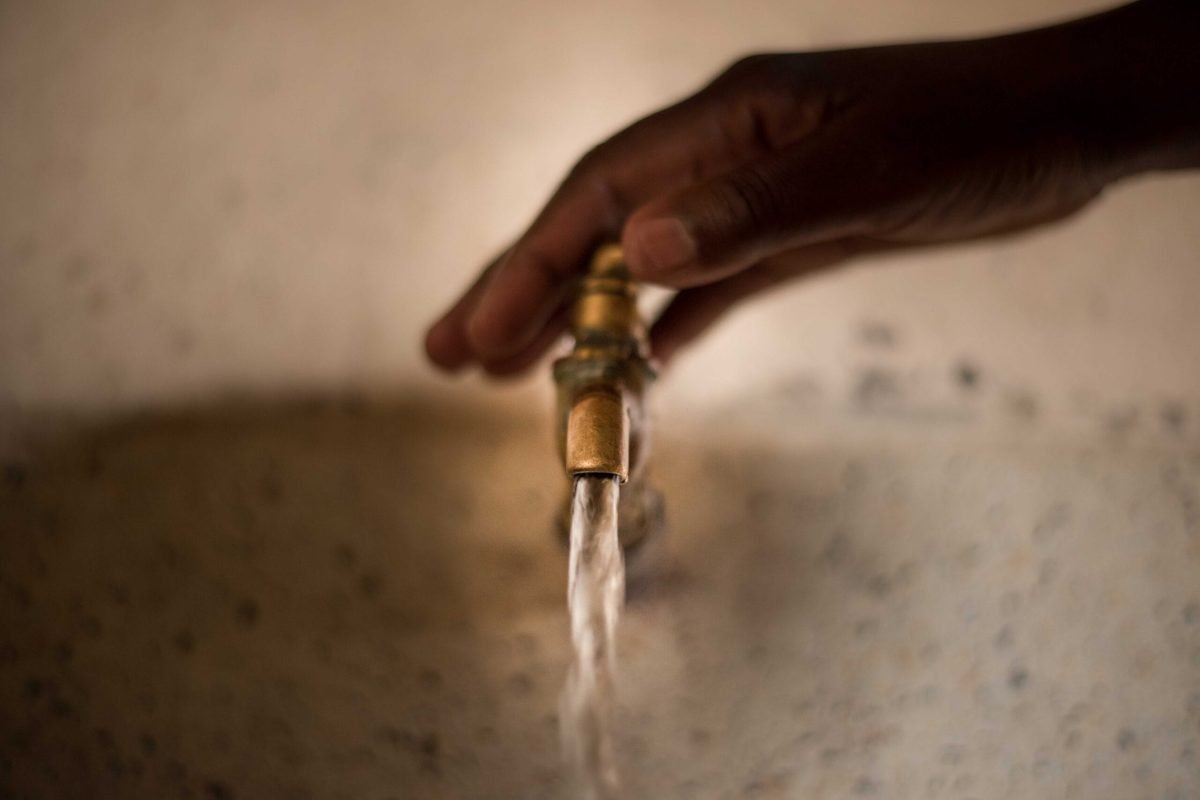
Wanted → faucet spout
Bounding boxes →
[553,244,663,553]
[565,388,629,480]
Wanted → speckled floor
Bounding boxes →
[2,398,1197,799]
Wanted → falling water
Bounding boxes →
[560,474,625,799]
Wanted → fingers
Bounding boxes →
[426,245,574,376]
[648,239,862,363]
[623,126,895,289]
[429,81,825,372]
[424,247,511,371]
[479,303,573,378]
[460,99,719,362]
[463,178,615,362]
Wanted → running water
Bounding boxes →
[560,474,625,799]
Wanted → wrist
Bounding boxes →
[1052,0,1200,181]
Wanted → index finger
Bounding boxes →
[460,89,756,362]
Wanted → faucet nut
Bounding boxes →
[564,389,629,481]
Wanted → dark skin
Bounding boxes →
[425,0,1199,375]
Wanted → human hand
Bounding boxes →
[425,0,1198,375]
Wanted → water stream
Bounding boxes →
[560,474,625,799]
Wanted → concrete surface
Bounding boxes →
[1,399,1198,799]
[2,0,1200,798]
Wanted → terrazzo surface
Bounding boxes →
[2,399,1197,798]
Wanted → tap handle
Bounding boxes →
[570,245,648,357]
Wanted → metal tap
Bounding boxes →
[553,244,663,551]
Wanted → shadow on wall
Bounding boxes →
[0,395,582,798]
[0,393,873,799]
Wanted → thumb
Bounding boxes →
[622,133,882,288]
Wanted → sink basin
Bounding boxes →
[1,396,1198,798]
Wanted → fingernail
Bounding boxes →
[632,218,696,276]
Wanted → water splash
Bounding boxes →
[561,474,625,799]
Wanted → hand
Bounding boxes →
[425,0,1198,375]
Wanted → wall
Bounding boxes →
[2,0,1197,427]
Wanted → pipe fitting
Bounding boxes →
[565,389,629,480]
[553,244,663,553]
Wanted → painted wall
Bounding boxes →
[2,0,1197,428]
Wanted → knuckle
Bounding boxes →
[517,241,570,281]
[568,144,608,180]
[568,134,627,184]
[718,165,784,235]
[725,54,774,80]
[708,53,773,92]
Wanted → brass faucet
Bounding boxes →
[553,244,663,551]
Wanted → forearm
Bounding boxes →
[1051,0,1200,178]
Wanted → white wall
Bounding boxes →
[2,0,1197,426]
